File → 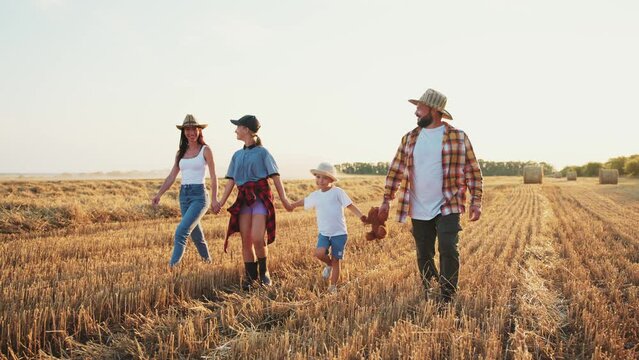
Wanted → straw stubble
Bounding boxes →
[1,176,638,359]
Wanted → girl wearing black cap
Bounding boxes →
[219,115,291,290]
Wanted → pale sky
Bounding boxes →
[1,0,638,179]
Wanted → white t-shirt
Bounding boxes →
[410,126,445,220]
[304,187,353,236]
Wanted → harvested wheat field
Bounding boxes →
[1,176,638,359]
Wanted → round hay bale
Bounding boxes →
[567,171,577,181]
[523,165,543,184]
[599,169,618,184]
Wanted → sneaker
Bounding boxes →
[322,265,332,279]
[328,284,337,293]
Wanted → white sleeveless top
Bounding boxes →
[179,145,207,185]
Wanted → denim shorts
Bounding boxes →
[317,233,348,260]
[240,199,268,215]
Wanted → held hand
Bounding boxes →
[282,198,294,212]
[360,215,368,224]
[469,205,481,221]
[151,195,161,208]
[211,199,222,214]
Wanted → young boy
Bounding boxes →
[289,162,366,293]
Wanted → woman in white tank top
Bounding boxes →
[152,114,221,267]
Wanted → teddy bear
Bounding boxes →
[362,206,388,241]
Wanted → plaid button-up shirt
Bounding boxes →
[384,122,483,223]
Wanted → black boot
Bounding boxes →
[242,262,258,291]
[257,257,272,287]
[439,276,456,303]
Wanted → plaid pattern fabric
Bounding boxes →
[224,178,276,253]
[384,122,483,223]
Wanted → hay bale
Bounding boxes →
[523,165,543,184]
[599,169,618,184]
[567,171,577,181]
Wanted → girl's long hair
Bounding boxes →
[176,128,207,163]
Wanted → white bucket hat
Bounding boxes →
[310,162,338,182]
[408,88,453,120]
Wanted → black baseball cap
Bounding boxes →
[230,115,260,133]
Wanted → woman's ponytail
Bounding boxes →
[254,134,262,146]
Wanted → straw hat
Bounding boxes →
[310,162,338,182]
[408,88,453,120]
[176,114,207,130]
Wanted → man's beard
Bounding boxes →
[417,112,433,128]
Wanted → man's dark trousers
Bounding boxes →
[411,213,462,298]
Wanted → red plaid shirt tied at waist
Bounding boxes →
[384,122,483,223]
[224,178,276,253]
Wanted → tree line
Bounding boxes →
[336,154,639,177]
[559,154,639,177]
[478,161,555,176]
[335,162,390,175]
[335,160,555,176]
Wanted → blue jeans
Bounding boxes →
[169,184,211,267]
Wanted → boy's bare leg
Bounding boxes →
[314,247,332,266]
[330,258,341,286]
